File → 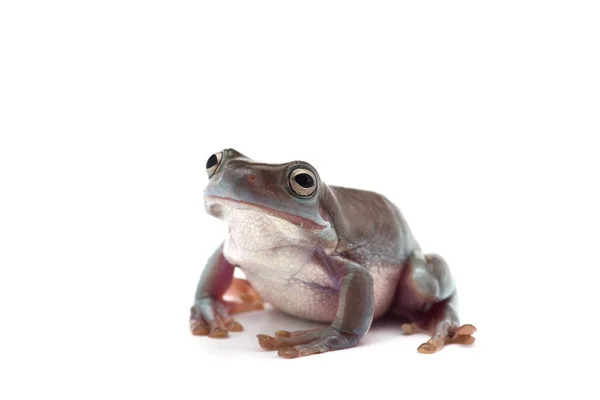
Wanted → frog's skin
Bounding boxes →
[190,148,476,358]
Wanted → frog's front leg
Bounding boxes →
[190,244,263,338]
[257,259,374,359]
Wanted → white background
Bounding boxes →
[1,1,599,399]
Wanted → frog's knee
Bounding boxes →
[395,252,455,313]
[408,253,441,300]
[422,253,454,300]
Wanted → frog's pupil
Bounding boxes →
[206,154,218,169]
[294,173,314,188]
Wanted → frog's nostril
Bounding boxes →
[248,174,256,182]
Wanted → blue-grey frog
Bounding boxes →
[190,149,476,358]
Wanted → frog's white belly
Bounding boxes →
[223,235,340,322]
[223,237,402,322]
[220,207,401,322]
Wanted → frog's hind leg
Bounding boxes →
[223,277,265,314]
[393,251,476,354]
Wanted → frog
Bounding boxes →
[190,148,476,358]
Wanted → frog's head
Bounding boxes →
[203,148,330,230]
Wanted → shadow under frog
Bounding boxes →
[190,149,476,358]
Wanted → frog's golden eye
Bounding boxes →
[206,151,223,177]
[289,168,317,197]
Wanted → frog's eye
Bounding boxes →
[289,168,317,197]
[206,151,223,177]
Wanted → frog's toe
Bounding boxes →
[417,339,444,354]
[454,324,477,336]
[257,334,277,350]
[190,317,209,336]
[274,328,321,338]
[208,327,229,338]
[277,347,301,359]
[446,334,476,345]
[225,320,243,332]
[401,322,428,335]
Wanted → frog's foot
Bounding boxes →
[414,322,476,354]
[257,327,360,359]
[190,298,243,338]
[400,310,476,354]
[190,278,263,338]
[224,277,265,314]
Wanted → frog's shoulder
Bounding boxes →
[321,185,417,260]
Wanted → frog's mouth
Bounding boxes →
[205,195,328,230]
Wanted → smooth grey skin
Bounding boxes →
[190,149,475,358]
